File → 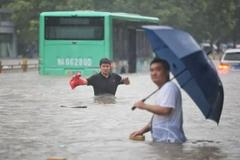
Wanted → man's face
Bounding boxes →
[100,63,111,75]
[150,63,168,85]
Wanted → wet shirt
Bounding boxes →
[151,81,186,143]
[87,73,122,96]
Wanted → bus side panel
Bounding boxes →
[43,41,105,76]
[39,14,45,75]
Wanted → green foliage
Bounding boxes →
[2,0,240,56]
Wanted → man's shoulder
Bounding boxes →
[162,81,180,92]
[87,73,101,83]
[111,73,121,78]
[166,81,178,87]
[89,73,101,78]
[111,72,120,76]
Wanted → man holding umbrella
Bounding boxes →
[130,58,186,143]
[130,26,223,143]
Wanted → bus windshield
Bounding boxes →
[45,17,104,40]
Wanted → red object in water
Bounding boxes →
[69,72,86,89]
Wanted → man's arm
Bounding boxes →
[69,73,88,89]
[120,77,130,85]
[81,77,88,85]
[133,100,172,116]
[130,122,151,137]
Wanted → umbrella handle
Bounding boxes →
[131,106,137,110]
[131,98,147,110]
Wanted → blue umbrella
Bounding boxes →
[143,25,224,124]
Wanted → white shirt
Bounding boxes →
[151,81,186,143]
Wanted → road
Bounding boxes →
[0,70,240,160]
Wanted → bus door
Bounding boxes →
[127,28,137,73]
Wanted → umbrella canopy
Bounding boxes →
[143,26,224,124]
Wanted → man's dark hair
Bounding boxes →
[150,57,170,72]
[99,58,111,66]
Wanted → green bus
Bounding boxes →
[39,11,159,76]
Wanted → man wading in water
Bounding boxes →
[130,58,186,143]
[70,58,130,96]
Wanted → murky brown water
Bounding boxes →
[0,71,240,160]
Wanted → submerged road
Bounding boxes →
[0,71,239,160]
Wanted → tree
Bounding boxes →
[2,0,239,57]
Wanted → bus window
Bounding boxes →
[112,20,153,73]
[136,29,152,58]
[45,17,104,40]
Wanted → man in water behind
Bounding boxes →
[130,58,186,143]
[70,58,130,96]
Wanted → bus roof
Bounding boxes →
[40,11,159,23]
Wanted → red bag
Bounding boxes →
[69,72,86,89]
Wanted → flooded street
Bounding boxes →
[0,71,240,160]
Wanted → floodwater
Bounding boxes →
[0,71,240,160]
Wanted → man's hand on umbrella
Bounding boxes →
[133,100,146,110]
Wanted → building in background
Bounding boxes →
[0,8,17,58]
